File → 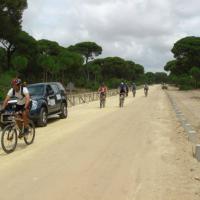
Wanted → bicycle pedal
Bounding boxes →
[18,133,24,139]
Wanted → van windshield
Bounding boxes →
[28,85,44,96]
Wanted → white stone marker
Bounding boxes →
[195,144,200,162]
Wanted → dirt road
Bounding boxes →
[0,85,200,200]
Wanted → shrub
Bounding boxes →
[177,75,195,90]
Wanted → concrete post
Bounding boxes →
[195,144,200,161]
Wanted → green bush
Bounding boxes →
[177,75,195,90]
[106,78,121,88]
[0,70,16,100]
[179,84,194,90]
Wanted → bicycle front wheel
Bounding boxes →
[1,124,18,154]
[24,121,35,145]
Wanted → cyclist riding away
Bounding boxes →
[118,82,126,107]
[98,82,108,96]
[1,78,31,137]
[132,82,137,97]
[144,83,149,97]
[119,82,126,95]
[124,82,129,97]
[98,83,108,108]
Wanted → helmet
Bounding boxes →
[11,78,22,86]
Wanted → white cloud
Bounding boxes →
[23,0,200,72]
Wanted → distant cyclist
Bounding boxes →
[119,82,126,95]
[132,82,137,97]
[124,82,129,97]
[144,83,149,97]
[98,82,108,96]
[1,78,31,137]
[119,82,126,107]
[98,83,108,108]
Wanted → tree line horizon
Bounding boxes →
[0,0,199,99]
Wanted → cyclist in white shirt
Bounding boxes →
[1,78,31,137]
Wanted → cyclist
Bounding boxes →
[119,82,126,94]
[1,78,31,137]
[98,82,108,108]
[144,83,149,96]
[125,82,129,97]
[132,82,137,97]
[119,82,126,107]
[98,82,108,96]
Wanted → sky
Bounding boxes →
[22,0,200,72]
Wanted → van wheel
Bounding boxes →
[37,107,48,127]
[60,103,68,119]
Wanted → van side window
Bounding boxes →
[46,85,54,95]
[51,84,59,94]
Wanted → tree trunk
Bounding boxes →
[86,68,90,81]
[46,72,48,82]
[6,47,12,69]
[43,70,46,82]
[85,56,90,81]
[6,43,15,70]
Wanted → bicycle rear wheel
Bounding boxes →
[119,98,123,107]
[121,99,124,107]
[1,124,18,154]
[103,99,106,108]
[100,99,103,108]
[24,121,35,145]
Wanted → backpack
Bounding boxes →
[144,85,149,90]
[12,86,25,98]
[120,84,126,92]
[12,86,32,109]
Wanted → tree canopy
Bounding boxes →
[164,36,200,89]
[1,0,168,99]
[0,0,28,69]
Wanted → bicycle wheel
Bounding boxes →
[119,98,123,107]
[1,124,18,154]
[121,98,124,107]
[24,121,35,145]
[103,99,105,108]
[100,100,102,108]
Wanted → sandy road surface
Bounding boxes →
[0,85,200,200]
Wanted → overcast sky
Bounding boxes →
[22,0,200,72]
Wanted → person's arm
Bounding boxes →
[2,88,13,110]
[23,87,30,110]
[2,96,11,110]
[24,93,30,110]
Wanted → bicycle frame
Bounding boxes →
[3,112,25,134]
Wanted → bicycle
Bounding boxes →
[0,111,35,154]
[99,93,106,108]
[144,89,148,97]
[119,93,125,107]
[132,90,136,97]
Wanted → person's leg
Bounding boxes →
[22,108,29,135]
[15,105,23,129]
